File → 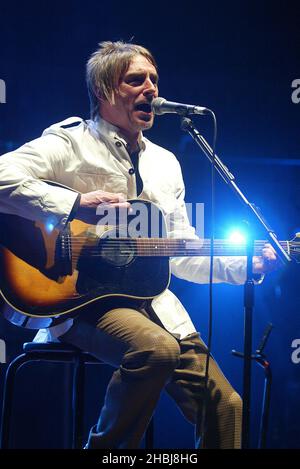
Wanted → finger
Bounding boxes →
[116,193,127,202]
[102,192,126,202]
[115,201,131,209]
[101,201,131,210]
[99,193,122,203]
[263,243,276,254]
[262,251,277,261]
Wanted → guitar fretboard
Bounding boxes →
[98,238,290,257]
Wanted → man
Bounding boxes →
[0,41,277,449]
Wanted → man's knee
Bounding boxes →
[148,333,181,368]
[121,332,181,379]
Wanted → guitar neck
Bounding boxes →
[105,238,289,257]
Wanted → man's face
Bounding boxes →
[100,55,159,138]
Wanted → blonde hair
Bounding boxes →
[86,41,157,119]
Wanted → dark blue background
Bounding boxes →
[0,0,300,449]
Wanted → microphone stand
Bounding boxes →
[232,323,273,448]
[180,117,290,449]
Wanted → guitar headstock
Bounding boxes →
[288,233,300,263]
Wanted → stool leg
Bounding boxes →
[1,354,28,448]
[72,354,85,449]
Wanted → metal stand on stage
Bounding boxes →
[232,323,273,448]
[180,116,290,448]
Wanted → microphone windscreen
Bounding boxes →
[151,97,166,115]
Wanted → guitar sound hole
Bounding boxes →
[100,239,135,267]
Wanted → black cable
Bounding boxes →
[198,110,217,448]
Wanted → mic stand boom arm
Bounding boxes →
[180,117,290,264]
[180,116,290,449]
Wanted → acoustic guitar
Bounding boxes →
[0,189,297,329]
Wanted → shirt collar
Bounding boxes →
[91,116,146,152]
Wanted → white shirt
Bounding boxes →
[0,116,250,341]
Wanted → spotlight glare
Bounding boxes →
[45,222,55,233]
[227,230,246,244]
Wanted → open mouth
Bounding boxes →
[134,102,152,114]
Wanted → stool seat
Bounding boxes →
[0,341,154,449]
[21,342,101,366]
[23,341,82,353]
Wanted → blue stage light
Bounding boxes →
[45,221,55,233]
[227,229,246,244]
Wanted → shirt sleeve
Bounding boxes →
[0,133,80,229]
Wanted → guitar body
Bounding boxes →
[0,199,170,329]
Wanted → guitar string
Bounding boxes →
[68,240,284,246]
[68,247,272,252]
[67,237,288,243]
[70,243,288,259]
[63,239,289,258]
[67,241,288,249]
[68,241,288,249]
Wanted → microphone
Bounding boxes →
[151,97,208,116]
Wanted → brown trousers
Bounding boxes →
[59,304,242,449]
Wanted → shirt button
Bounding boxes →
[128,168,135,175]
[115,141,122,148]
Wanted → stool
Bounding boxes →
[0,342,154,449]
